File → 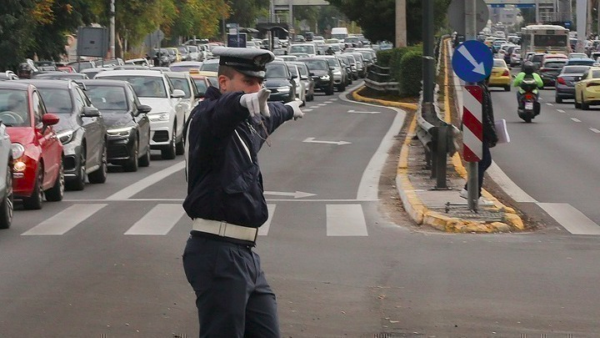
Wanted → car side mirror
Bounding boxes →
[291,74,298,79]
[42,113,60,126]
[137,104,152,114]
[82,106,100,118]
[172,89,185,98]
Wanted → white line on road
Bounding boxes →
[571,118,582,123]
[557,109,565,113]
[258,204,276,236]
[125,204,185,235]
[22,204,107,235]
[537,203,600,235]
[546,103,553,106]
[591,128,600,133]
[106,161,185,200]
[303,109,313,112]
[326,204,368,236]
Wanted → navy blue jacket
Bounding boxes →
[183,86,294,228]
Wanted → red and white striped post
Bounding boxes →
[463,84,483,211]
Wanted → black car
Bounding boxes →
[18,79,108,190]
[264,61,296,103]
[81,80,152,172]
[297,58,334,95]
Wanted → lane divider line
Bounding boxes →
[557,109,565,113]
[571,118,581,123]
[591,128,600,133]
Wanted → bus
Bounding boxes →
[520,24,570,59]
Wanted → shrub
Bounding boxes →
[376,49,395,67]
[398,50,423,97]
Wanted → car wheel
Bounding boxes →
[0,161,14,229]
[338,83,346,92]
[23,167,43,210]
[161,128,177,160]
[555,96,563,103]
[66,150,85,191]
[124,137,139,172]
[504,85,510,92]
[88,145,107,184]
[326,84,334,95]
[44,162,64,202]
[175,137,185,156]
[138,139,151,167]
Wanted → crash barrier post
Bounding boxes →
[364,64,399,93]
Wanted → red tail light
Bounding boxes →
[502,70,509,76]
[557,77,566,85]
[587,82,600,87]
[524,93,534,100]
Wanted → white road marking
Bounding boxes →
[537,203,600,235]
[22,204,107,235]
[571,118,582,123]
[125,204,185,235]
[258,204,276,236]
[557,109,565,113]
[590,128,600,133]
[487,162,538,203]
[303,109,313,112]
[546,103,553,106]
[326,204,368,236]
[64,198,379,202]
[264,190,315,198]
[106,161,185,200]
[303,137,351,145]
[324,101,334,104]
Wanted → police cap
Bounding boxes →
[212,46,275,79]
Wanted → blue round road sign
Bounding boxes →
[452,40,493,83]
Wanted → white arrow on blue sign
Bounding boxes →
[452,40,493,83]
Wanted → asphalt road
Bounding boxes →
[1,83,600,337]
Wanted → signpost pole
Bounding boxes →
[465,0,479,212]
[422,0,435,122]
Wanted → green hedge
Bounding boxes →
[398,50,423,97]
[375,50,395,67]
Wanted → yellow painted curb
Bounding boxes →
[352,86,418,110]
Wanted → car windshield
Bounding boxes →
[287,65,299,77]
[0,89,30,126]
[266,64,288,78]
[100,76,167,98]
[294,64,308,76]
[37,88,73,114]
[169,77,191,97]
[170,65,200,72]
[326,59,338,67]
[290,45,315,54]
[544,61,566,69]
[563,66,590,74]
[303,60,328,71]
[85,85,129,111]
[567,60,594,66]
[192,78,208,94]
[200,62,219,72]
[493,60,506,67]
[593,70,600,78]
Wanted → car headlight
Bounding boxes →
[57,130,75,144]
[277,86,290,92]
[320,75,330,80]
[11,143,24,159]
[148,113,170,122]
[107,126,133,137]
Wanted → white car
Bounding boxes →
[510,48,521,66]
[164,71,201,122]
[0,119,13,229]
[286,63,306,106]
[95,70,186,159]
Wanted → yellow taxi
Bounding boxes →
[574,66,600,110]
[166,47,182,63]
[488,58,511,91]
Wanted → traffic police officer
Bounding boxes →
[182,46,304,338]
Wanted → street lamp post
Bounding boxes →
[110,0,116,59]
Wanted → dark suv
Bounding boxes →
[264,61,296,103]
[18,79,108,190]
[297,58,334,95]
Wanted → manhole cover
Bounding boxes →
[430,204,505,222]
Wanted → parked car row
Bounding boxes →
[0,69,198,229]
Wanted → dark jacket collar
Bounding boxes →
[204,86,222,100]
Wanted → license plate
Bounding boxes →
[525,102,534,110]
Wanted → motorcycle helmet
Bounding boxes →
[522,61,535,75]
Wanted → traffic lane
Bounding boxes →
[543,90,600,132]
[489,87,600,224]
[0,202,196,337]
[259,93,400,200]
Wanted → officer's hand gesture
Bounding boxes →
[284,100,304,120]
[240,88,271,118]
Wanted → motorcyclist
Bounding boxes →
[513,61,543,108]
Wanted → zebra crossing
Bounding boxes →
[18,202,371,237]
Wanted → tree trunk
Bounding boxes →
[395,0,406,47]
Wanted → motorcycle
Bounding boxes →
[518,78,540,123]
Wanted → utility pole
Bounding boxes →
[422,0,434,114]
[396,0,406,47]
[110,0,116,59]
[588,0,593,38]
[577,0,587,52]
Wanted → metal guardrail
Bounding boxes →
[364,64,398,93]
[416,35,457,189]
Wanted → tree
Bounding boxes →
[325,0,451,45]
[0,0,36,70]
[170,0,230,40]
[227,0,269,28]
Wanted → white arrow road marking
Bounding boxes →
[264,191,316,198]
[571,118,581,123]
[457,45,486,75]
[348,109,380,114]
[258,204,276,236]
[303,137,351,145]
[591,128,600,133]
[557,109,565,113]
[546,103,554,106]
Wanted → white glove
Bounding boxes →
[240,88,271,118]
[284,100,304,120]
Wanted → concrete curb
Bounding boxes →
[353,40,525,233]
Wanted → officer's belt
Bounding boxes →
[192,218,258,242]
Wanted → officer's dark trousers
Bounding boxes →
[463,143,492,197]
[183,236,280,338]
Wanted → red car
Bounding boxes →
[0,82,64,209]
